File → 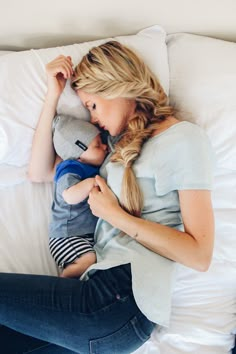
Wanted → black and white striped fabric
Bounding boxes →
[49,235,95,268]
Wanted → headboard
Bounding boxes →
[1,0,236,50]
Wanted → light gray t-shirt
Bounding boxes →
[82,121,215,327]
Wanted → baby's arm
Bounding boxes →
[62,178,95,205]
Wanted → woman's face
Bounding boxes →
[77,90,136,136]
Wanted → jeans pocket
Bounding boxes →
[89,313,154,354]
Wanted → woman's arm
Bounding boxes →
[62,178,95,204]
[28,55,74,182]
[28,94,60,182]
[88,176,215,272]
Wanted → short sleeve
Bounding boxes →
[154,124,216,195]
[56,173,82,196]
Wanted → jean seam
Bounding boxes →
[130,315,151,342]
[89,319,134,354]
[22,342,52,354]
[84,294,131,316]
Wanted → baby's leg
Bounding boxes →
[61,252,96,278]
[50,235,96,278]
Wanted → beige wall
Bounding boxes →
[1,0,236,50]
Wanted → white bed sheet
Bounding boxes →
[0,51,28,187]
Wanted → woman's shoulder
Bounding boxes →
[146,118,215,193]
[147,118,214,165]
[150,118,210,149]
[151,117,203,139]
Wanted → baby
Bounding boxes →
[49,114,107,278]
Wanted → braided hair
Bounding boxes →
[71,41,175,217]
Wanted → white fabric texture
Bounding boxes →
[0,25,168,179]
[0,51,13,55]
[167,33,236,172]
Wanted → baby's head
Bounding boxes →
[53,114,107,166]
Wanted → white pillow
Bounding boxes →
[167,33,236,171]
[0,51,13,56]
[0,25,169,169]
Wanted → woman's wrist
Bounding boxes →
[45,91,60,107]
[107,206,139,239]
[38,92,59,124]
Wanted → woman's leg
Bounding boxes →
[0,266,155,354]
[0,326,77,354]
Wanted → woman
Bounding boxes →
[0,41,215,354]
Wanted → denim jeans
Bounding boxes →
[0,264,155,354]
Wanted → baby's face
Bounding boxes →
[79,134,107,166]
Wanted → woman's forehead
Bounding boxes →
[77,90,97,105]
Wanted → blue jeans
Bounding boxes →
[0,264,155,354]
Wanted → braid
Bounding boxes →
[71,40,175,217]
[111,114,160,217]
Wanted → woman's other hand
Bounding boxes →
[88,175,121,220]
[45,55,74,98]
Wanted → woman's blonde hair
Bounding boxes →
[71,41,175,217]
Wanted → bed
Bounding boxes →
[0,1,236,353]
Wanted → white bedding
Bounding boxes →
[0,27,235,353]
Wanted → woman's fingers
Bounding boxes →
[60,55,74,77]
[94,175,107,193]
[52,61,71,79]
[46,55,74,79]
[57,56,74,78]
[88,176,119,217]
[89,185,100,195]
[45,55,75,96]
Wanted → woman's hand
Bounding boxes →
[88,175,121,221]
[45,55,74,98]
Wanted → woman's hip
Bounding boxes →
[0,265,155,353]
